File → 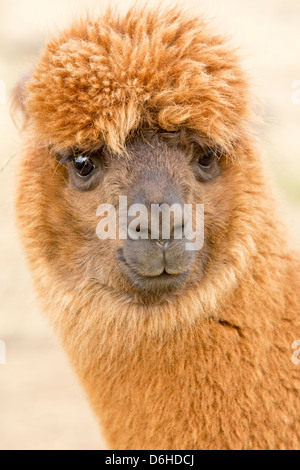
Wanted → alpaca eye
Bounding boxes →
[72,155,95,177]
[198,149,215,169]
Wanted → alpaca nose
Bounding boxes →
[128,171,185,241]
[128,202,185,242]
[121,170,195,286]
[156,240,169,249]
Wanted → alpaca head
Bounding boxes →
[16,8,260,308]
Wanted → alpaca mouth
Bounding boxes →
[118,249,190,294]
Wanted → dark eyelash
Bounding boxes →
[216,146,227,156]
[56,150,87,165]
[56,144,106,165]
[59,154,73,164]
[159,129,179,134]
[200,145,227,159]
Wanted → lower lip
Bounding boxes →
[118,249,190,292]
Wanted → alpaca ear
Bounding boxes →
[11,73,30,130]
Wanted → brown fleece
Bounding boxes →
[14,6,300,450]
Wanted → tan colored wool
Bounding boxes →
[14,6,300,450]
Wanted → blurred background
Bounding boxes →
[0,0,299,450]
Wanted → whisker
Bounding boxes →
[0,153,17,172]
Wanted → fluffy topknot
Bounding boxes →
[26,7,250,154]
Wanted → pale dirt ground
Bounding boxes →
[0,0,299,450]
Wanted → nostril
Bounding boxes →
[156,240,169,250]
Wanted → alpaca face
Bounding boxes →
[39,128,235,301]
[18,9,252,304]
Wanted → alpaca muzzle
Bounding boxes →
[119,170,196,293]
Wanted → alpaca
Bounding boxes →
[14,7,300,450]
